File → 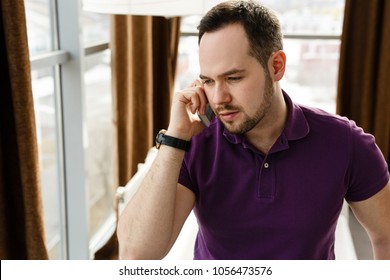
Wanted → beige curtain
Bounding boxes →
[94,15,181,260]
[0,0,48,259]
[337,0,390,163]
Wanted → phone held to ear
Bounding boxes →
[198,104,214,127]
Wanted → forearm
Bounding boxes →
[117,145,185,259]
[372,237,390,260]
[117,80,207,259]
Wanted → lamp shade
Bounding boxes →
[82,0,226,17]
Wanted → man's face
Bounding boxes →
[199,23,275,134]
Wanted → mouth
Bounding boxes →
[218,111,239,122]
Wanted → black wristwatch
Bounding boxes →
[155,129,191,151]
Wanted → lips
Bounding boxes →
[218,111,239,122]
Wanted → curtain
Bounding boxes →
[0,0,48,259]
[94,15,181,260]
[112,15,181,184]
[337,0,390,163]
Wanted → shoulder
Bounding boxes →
[297,104,373,145]
[291,102,385,166]
[300,105,353,131]
[294,103,389,201]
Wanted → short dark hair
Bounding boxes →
[198,0,283,69]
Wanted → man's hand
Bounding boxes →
[167,80,210,140]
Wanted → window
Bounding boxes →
[31,67,61,259]
[266,0,344,113]
[176,0,345,114]
[84,50,114,240]
[25,0,113,259]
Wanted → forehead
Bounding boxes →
[199,23,255,76]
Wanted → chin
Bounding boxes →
[222,122,246,135]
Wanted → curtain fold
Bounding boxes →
[112,15,181,185]
[0,0,48,259]
[337,0,390,163]
[94,15,181,260]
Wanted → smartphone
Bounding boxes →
[198,103,214,127]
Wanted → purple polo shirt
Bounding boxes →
[178,91,389,260]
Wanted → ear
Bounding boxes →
[268,50,286,82]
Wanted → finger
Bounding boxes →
[180,88,206,114]
[190,79,203,88]
[190,82,208,115]
[188,93,201,114]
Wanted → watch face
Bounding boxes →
[155,130,166,149]
[155,133,162,149]
[155,129,189,151]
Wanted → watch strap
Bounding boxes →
[156,129,190,151]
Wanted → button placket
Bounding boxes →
[257,155,275,199]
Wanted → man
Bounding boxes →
[117,0,390,259]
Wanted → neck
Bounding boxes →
[245,87,288,154]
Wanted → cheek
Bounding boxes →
[237,82,265,108]
[203,87,213,104]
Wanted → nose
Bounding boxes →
[211,82,232,105]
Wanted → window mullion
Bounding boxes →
[56,0,90,259]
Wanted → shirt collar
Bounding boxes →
[282,90,310,141]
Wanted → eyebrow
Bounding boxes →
[199,68,246,80]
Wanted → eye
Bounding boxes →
[203,79,214,85]
[227,76,242,82]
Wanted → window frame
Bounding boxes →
[29,0,112,259]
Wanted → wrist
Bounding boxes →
[165,127,192,141]
[155,129,191,151]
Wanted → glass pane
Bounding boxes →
[281,39,340,113]
[84,50,115,238]
[175,36,199,91]
[180,15,202,34]
[82,11,110,45]
[25,0,52,56]
[262,0,345,35]
[32,68,62,259]
[180,0,345,36]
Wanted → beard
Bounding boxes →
[216,71,275,135]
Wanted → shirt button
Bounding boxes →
[264,163,269,168]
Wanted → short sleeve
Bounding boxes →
[178,156,198,197]
[344,121,389,201]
